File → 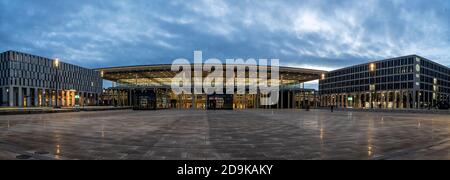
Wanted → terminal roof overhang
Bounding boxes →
[96,64,327,86]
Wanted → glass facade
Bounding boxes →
[101,87,319,110]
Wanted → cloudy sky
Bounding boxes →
[1,0,449,74]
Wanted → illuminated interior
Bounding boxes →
[97,64,325,109]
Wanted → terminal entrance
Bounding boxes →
[103,88,320,110]
[207,94,234,110]
[133,89,156,110]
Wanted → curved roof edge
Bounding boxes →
[95,64,328,75]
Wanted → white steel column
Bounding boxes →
[8,86,15,107]
[34,88,39,107]
[192,94,196,109]
[26,88,31,107]
[406,90,410,109]
[9,87,14,106]
[18,87,23,107]
[49,89,53,107]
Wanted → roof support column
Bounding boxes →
[192,94,196,110]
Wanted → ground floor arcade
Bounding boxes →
[320,90,449,109]
[100,87,319,110]
[0,86,99,107]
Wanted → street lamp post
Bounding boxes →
[5,88,9,106]
[53,58,60,109]
[303,82,308,111]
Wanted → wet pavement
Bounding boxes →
[0,109,449,160]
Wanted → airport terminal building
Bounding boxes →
[98,65,323,110]
[1,50,448,110]
[319,55,450,109]
[0,51,102,107]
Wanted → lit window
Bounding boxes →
[369,63,376,72]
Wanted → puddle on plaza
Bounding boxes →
[368,145,373,157]
[55,144,62,160]
[320,128,324,141]
[367,117,375,158]
[101,124,105,138]
[0,120,11,129]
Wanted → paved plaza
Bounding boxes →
[0,109,449,160]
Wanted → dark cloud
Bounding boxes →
[1,0,449,71]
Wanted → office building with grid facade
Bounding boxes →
[0,50,102,107]
[319,55,450,109]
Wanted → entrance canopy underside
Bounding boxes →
[96,64,326,87]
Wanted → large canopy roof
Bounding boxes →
[96,64,327,87]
